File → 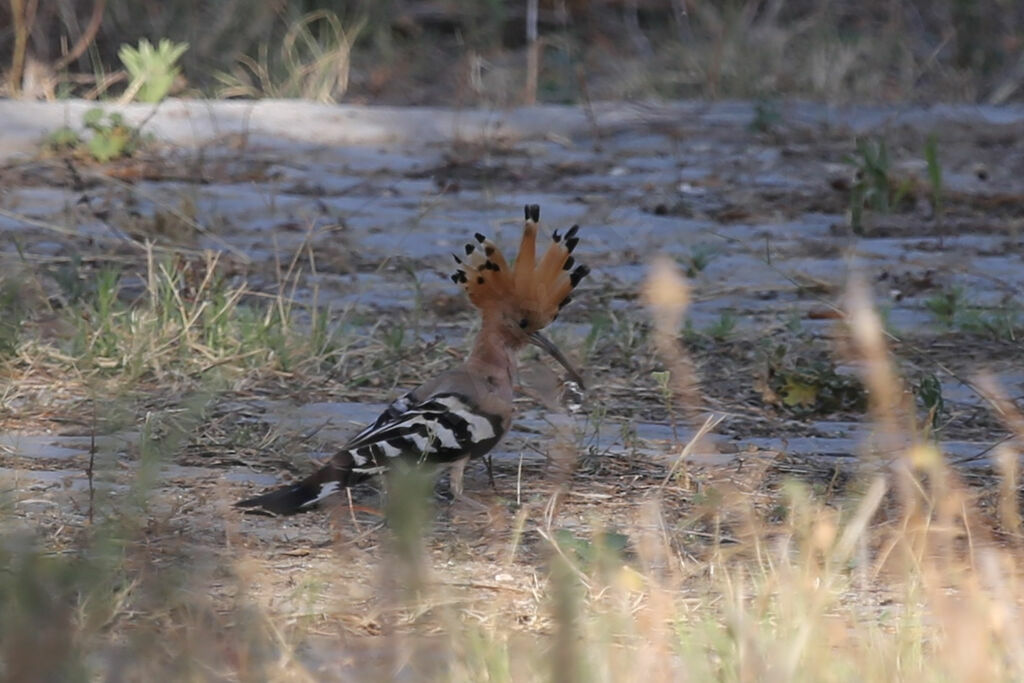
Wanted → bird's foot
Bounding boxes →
[451,491,492,513]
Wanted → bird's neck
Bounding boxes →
[466,318,519,390]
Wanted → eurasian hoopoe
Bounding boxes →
[236,204,590,515]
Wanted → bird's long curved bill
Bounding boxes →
[529,331,585,390]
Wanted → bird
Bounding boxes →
[236,204,590,515]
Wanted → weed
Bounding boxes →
[683,244,717,278]
[763,344,867,415]
[16,249,349,384]
[118,38,189,103]
[956,306,1023,342]
[584,311,612,356]
[551,529,630,574]
[43,126,82,153]
[582,401,608,451]
[618,419,639,452]
[845,136,919,232]
[924,285,964,326]
[584,308,648,367]
[924,134,944,222]
[382,321,407,356]
[214,10,365,102]
[748,98,781,133]
[44,108,147,163]
[0,278,25,357]
[847,137,892,231]
[923,286,1022,340]
[705,310,737,342]
[651,369,678,441]
[46,254,87,304]
[83,109,144,163]
[785,310,804,334]
[915,372,945,432]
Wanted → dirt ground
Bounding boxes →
[1,99,1022,677]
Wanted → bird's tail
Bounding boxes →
[235,451,364,515]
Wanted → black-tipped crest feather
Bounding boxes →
[570,264,590,287]
[454,204,586,329]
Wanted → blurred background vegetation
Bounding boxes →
[3,0,1024,105]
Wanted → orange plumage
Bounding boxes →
[451,204,588,332]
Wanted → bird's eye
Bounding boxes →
[518,318,529,329]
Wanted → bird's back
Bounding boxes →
[235,365,512,515]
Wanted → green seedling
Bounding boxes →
[915,372,944,433]
[706,311,737,342]
[684,244,718,278]
[0,279,25,357]
[43,126,82,153]
[846,137,896,233]
[552,529,630,574]
[44,109,148,163]
[83,109,141,163]
[748,98,781,133]
[924,286,964,327]
[118,38,189,103]
[925,134,944,223]
[584,311,612,355]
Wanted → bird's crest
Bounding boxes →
[450,204,589,329]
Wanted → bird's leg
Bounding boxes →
[484,454,497,491]
[449,456,466,496]
[447,456,490,511]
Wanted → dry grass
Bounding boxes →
[2,1,1022,104]
[2,240,1024,679]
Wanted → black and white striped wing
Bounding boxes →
[236,392,506,515]
[343,392,415,447]
[343,393,505,472]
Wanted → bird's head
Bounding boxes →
[451,204,589,385]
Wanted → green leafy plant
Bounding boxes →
[43,126,82,153]
[845,137,917,233]
[83,109,142,163]
[118,38,189,103]
[763,345,867,415]
[43,109,146,163]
